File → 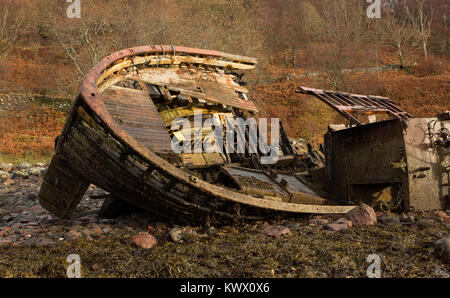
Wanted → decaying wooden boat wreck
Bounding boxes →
[38,45,355,225]
[38,45,449,225]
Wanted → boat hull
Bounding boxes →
[38,45,356,225]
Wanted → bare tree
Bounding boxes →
[0,7,29,58]
[317,0,369,90]
[38,0,142,79]
[378,3,417,67]
[402,0,433,59]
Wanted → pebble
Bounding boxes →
[287,222,303,231]
[0,170,10,181]
[0,163,13,172]
[13,171,29,179]
[400,213,416,223]
[130,232,158,249]
[65,230,83,241]
[169,226,198,242]
[309,218,329,226]
[325,218,353,232]
[33,237,54,247]
[30,205,46,214]
[92,264,101,271]
[169,227,185,242]
[418,218,435,227]
[261,225,291,237]
[26,193,37,200]
[0,227,12,236]
[206,226,217,236]
[18,162,31,169]
[335,217,353,228]
[379,214,401,225]
[436,211,449,222]
[0,208,11,217]
[102,227,112,233]
[29,167,44,176]
[326,222,349,232]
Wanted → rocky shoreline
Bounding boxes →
[0,162,449,277]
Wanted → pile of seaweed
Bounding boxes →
[0,217,448,278]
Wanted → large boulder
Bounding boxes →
[346,204,377,226]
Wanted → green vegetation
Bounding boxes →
[0,151,53,165]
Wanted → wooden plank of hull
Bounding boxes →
[96,54,256,85]
[38,155,90,219]
[129,68,258,113]
[102,86,172,152]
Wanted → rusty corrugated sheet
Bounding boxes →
[296,86,412,125]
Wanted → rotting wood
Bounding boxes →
[38,45,359,225]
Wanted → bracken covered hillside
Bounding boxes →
[0,0,449,160]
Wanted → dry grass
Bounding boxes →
[251,64,450,142]
[0,105,66,163]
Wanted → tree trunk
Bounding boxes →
[291,47,296,69]
[397,43,404,68]
[422,37,428,60]
[284,49,288,66]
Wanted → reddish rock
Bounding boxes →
[326,222,350,232]
[65,230,83,241]
[89,227,104,236]
[261,225,291,237]
[326,218,352,231]
[400,213,416,223]
[0,238,13,246]
[92,264,101,271]
[335,217,353,228]
[309,218,329,226]
[0,227,12,237]
[30,205,46,214]
[130,232,158,249]
[346,204,377,226]
[436,211,449,222]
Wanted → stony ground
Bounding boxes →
[0,163,449,278]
